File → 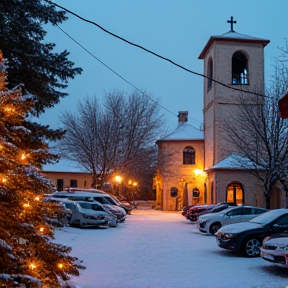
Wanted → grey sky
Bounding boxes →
[38,0,288,132]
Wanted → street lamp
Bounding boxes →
[115,175,122,196]
[115,175,122,184]
[132,182,137,208]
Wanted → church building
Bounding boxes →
[154,17,287,211]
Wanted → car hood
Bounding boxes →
[199,211,226,220]
[266,236,288,246]
[103,204,126,214]
[218,222,263,234]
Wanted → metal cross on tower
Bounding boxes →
[227,16,237,32]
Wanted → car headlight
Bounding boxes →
[279,245,288,251]
[222,233,239,240]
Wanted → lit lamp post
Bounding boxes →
[132,182,137,208]
[115,175,122,196]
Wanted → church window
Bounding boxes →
[232,51,249,85]
[226,182,244,205]
[207,57,213,90]
[183,146,195,165]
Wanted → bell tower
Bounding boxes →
[198,17,270,169]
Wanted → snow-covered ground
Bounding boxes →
[54,208,288,288]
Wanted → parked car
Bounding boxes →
[52,191,126,222]
[186,204,216,222]
[63,187,133,214]
[181,205,195,218]
[107,195,134,215]
[260,232,288,268]
[216,209,288,257]
[63,200,118,228]
[198,205,268,235]
[199,202,235,217]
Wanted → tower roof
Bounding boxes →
[199,17,270,59]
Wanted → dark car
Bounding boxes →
[186,204,216,222]
[216,209,288,257]
[186,202,234,222]
[199,202,235,217]
[260,231,288,268]
[181,205,195,218]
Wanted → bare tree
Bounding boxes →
[222,61,288,208]
[59,90,165,190]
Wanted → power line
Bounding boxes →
[56,25,182,121]
[43,0,270,99]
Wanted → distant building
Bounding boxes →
[42,159,92,191]
[155,18,286,210]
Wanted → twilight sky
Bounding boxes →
[38,0,288,132]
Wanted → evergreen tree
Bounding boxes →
[0,52,85,287]
[0,0,82,115]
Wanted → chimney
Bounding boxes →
[178,111,188,127]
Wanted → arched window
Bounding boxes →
[232,51,249,85]
[226,182,244,205]
[207,57,213,90]
[183,146,195,165]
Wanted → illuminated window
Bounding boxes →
[232,51,249,85]
[226,182,244,205]
[183,146,195,165]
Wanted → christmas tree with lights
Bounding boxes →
[0,52,85,287]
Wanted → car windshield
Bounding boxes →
[93,196,111,205]
[249,210,284,224]
[64,202,75,209]
[103,196,118,205]
[78,202,106,212]
[210,204,228,212]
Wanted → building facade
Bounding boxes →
[155,20,287,210]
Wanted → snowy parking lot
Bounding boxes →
[54,208,288,288]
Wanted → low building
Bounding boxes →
[42,159,93,191]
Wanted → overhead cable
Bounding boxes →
[43,0,269,98]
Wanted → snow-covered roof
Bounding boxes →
[157,122,204,142]
[199,30,270,59]
[42,158,90,173]
[207,153,256,171]
[216,30,268,41]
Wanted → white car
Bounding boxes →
[63,200,118,228]
[52,191,126,222]
[197,205,268,235]
[260,232,288,268]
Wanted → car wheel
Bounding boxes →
[73,220,83,228]
[242,238,261,257]
[209,223,221,235]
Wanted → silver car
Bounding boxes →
[52,191,127,222]
[63,200,118,228]
[197,205,268,235]
[260,233,288,268]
